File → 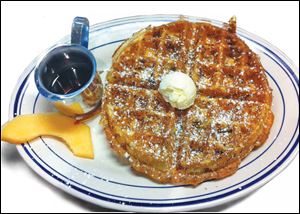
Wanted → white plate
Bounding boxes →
[10,15,299,212]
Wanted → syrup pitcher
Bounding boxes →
[34,17,103,120]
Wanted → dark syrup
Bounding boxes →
[47,63,92,94]
[40,49,93,95]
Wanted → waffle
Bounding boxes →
[101,18,274,185]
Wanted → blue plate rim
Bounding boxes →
[10,15,299,211]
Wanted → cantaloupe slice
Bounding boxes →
[1,113,94,159]
[54,102,84,116]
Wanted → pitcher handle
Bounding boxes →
[71,16,89,48]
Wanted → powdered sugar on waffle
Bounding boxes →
[101,19,273,185]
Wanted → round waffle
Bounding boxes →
[101,18,274,185]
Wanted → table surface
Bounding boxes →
[1,2,299,213]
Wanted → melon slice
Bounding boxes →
[54,102,84,116]
[1,113,94,159]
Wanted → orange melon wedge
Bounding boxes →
[1,113,94,159]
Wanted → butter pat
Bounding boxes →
[159,72,197,110]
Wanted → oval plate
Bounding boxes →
[11,15,299,212]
